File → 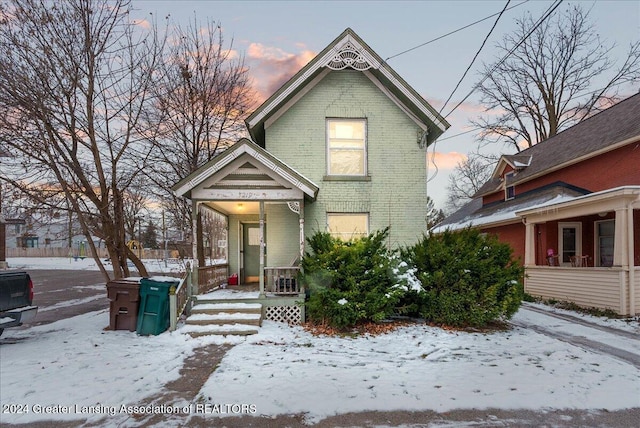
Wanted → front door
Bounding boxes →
[558,222,582,266]
[242,223,264,283]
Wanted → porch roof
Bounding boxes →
[516,185,640,223]
[431,184,587,233]
[171,138,319,201]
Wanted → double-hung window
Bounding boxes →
[327,213,369,241]
[327,119,366,176]
[505,172,515,200]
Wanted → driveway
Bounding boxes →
[511,302,640,369]
[18,270,108,328]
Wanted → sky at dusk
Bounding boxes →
[132,0,640,209]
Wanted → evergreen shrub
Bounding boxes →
[401,228,524,327]
[301,228,401,329]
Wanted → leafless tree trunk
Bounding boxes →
[472,5,640,151]
[0,0,165,279]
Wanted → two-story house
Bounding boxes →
[172,28,449,325]
[435,93,640,316]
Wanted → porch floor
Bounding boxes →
[198,284,260,300]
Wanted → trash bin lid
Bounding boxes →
[140,276,180,290]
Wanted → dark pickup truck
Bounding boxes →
[0,271,38,336]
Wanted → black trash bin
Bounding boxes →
[106,278,141,331]
[136,277,179,336]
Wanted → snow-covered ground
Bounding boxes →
[5,256,194,275]
[1,258,639,426]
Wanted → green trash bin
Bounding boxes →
[136,277,179,335]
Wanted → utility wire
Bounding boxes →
[429,0,564,184]
[439,0,512,116]
[443,0,564,119]
[384,0,529,62]
[428,0,512,184]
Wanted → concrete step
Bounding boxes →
[181,323,260,338]
[186,312,262,327]
[183,302,263,337]
[191,302,263,315]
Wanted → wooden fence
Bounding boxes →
[7,247,179,259]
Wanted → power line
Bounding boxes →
[443,0,564,119]
[429,0,564,184]
[428,0,513,185]
[439,0,512,116]
[384,0,529,62]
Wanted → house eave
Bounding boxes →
[516,185,640,221]
[171,138,319,201]
[246,28,449,146]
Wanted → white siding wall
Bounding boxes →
[635,267,640,315]
[525,267,623,313]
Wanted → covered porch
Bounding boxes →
[172,139,319,325]
[519,186,640,315]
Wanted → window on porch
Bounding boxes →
[596,220,614,267]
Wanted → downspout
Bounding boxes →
[628,201,635,316]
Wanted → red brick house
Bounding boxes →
[435,93,640,315]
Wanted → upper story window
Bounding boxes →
[327,119,367,176]
[505,171,515,200]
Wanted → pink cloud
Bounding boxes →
[429,151,467,170]
[133,19,152,30]
[246,42,316,104]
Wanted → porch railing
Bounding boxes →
[265,267,301,294]
[169,264,191,332]
[197,263,229,294]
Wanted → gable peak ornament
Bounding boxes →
[325,41,373,71]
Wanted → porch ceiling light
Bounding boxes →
[598,212,608,217]
[237,203,244,211]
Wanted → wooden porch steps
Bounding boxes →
[183,302,263,337]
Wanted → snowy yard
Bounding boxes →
[1,257,639,425]
[1,306,639,425]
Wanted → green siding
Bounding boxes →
[266,70,428,248]
[265,203,299,267]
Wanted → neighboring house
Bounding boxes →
[435,93,640,316]
[172,28,449,323]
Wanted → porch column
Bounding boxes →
[259,201,265,297]
[189,200,199,313]
[628,204,635,316]
[299,199,305,261]
[524,219,536,266]
[613,207,629,267]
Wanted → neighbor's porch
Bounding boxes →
[518,186,640,315]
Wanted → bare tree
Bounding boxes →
[143,17,254,265]
[445,152,496,213]
[472,5,640,151]
[0,0,165,279]
[426,196,445,230]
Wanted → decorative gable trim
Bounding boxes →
[325,39,376,70]
[172,139,319,200]
[247,28,449,145]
